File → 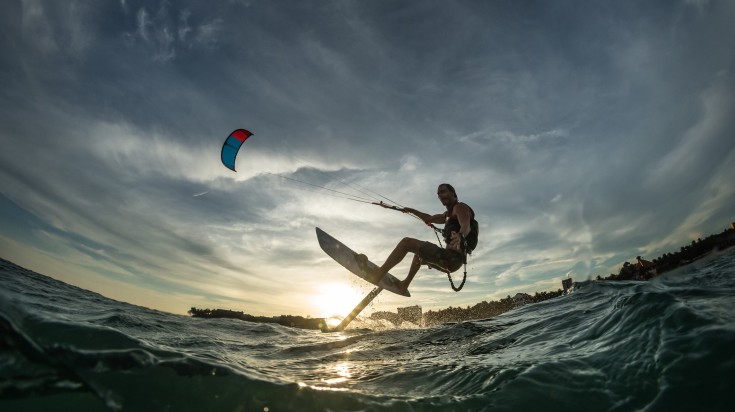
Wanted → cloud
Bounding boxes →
[126,3,223,62]
[19,0,94,56]
[645,75,734,190]
[21,0,57,53]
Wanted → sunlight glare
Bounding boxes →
[313,283,365,317]
[322,361,352,385]
[326,317,342,329]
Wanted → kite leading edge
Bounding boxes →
[221,129,253,172]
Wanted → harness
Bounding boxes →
[428,225,474,292]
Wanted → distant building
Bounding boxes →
[370,306,423,326]
[562,278,573,292]
[397,305,423,325]
[636,256,654,269]
[513,293,531,306]
[635,256,656,276]
[370,311,399,324]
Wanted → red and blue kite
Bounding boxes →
[221,129,253,172]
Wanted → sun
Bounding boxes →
[312,283,366,318]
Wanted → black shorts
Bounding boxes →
[419,241,464,273]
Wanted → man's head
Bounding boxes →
[437,183,457,206]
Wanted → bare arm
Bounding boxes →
[402,207,446,224]
[454,203,472,237]
[448,203,472,251]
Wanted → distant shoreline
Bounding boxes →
[190,222,735,330]
[187,307,327,330]
[591,223,735,282]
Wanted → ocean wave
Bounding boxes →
[1,254,735,411]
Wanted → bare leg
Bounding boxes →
[397,254,423,292]
[370,237,422,282]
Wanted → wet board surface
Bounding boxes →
[316,227,410,297]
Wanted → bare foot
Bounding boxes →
[355,253,372,275]
[355,253,388,283]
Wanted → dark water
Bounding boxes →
[1,252,734,411]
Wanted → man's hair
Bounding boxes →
[438,183,457,199]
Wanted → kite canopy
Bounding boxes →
[221,129,253,171]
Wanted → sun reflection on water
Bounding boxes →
[321,361,351,385]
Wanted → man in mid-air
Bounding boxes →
[359,183,478,293]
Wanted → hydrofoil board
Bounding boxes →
[316,227,410,297]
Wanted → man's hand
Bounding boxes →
[449,231,469,252]
[449,231,463,252]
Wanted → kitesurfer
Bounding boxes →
[358,183,478,293]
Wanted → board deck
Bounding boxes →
[316,227,410,297]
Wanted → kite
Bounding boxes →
[221,129,253,171]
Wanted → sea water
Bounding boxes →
[1,252,734,411]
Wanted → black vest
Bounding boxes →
[443,203,479,254]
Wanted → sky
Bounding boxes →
[1,0,734,319]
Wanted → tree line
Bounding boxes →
[597,223,735,281]
[188,307,325,330]
[423,289,564,326]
